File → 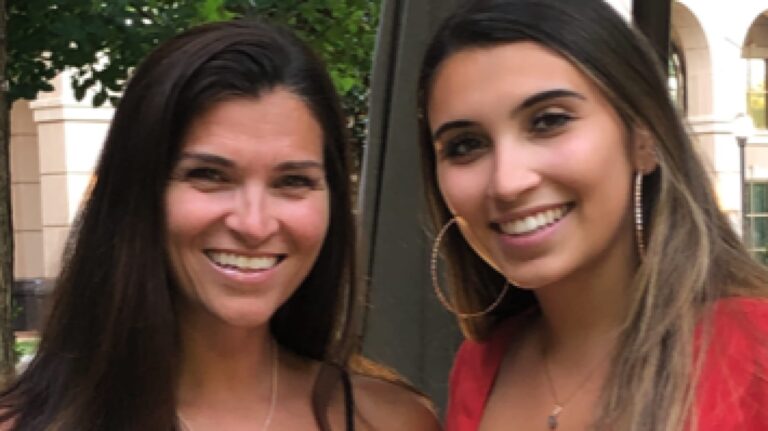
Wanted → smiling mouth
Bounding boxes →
[496,204,573,236]
[205,251,284,272]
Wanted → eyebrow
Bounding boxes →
[519,88,586,109]
[179,152,324,172]
[178,152,234,167]
[276,160,325,171]
[431,88,586,142]
[432,120,476,143]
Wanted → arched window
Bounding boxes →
[744,11,768,130]
[747,58,767,129]
[668,42,687,113]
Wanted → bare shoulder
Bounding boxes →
[351,374,442,431]
[0,411,15,431]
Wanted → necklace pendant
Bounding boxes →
[547,405,563,430]
[547,414,558,430]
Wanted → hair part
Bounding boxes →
[418,1,768,430]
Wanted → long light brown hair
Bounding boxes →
[417,0,768,429]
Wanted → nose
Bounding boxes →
[487,138,541,202]
[224,185,279,244]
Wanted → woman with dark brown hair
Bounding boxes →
[418,0,768,430]
[0,19,439,431]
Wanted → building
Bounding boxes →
[10,70,113,325]
[669,0,768,260]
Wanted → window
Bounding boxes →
[668,43,687,113]
[747,181,768,264]
[747,58,768,130]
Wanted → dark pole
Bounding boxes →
[0,0,14,382]
[738,137,750,247]
[359,0,464,413]
[632,0,672,66]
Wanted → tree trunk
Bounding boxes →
[0,0,15,385]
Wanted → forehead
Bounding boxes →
[427,41,605,125]
[181,89,325,159]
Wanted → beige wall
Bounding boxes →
[10,71,113,280]
[10,101,43,279]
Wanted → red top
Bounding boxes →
[445,298,768,431]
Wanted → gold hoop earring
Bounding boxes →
[430,217,510,318]
[634,172,646,258]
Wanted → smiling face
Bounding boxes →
[165,89,329,328]
[427,42,642,289]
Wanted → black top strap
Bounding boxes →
[341,369,355,431]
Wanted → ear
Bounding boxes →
[632,127,659,174]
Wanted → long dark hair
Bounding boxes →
[418,0,768,429]
[0,19,359,430]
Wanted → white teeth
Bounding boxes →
[523,216,538,231]
[500,206,569,235]
[207,252,278,271]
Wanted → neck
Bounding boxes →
[176,304,275,411]
[533,232,637,363]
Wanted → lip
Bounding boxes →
[492,202,572,224]
[203,249,286,285]
[493,203,574,251]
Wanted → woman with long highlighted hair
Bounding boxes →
[418,1,768,429]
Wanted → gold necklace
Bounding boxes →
[541,343,610,430]
[178,339,279,431]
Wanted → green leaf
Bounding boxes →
[92,90,107,107]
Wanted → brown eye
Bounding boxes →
[441,133,489,161]
[531,111,574,133]
[184,167,228,183]
[275,174,318,190]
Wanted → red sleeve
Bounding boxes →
[696,298,768,431]
[445,340,485,431]
[445,321,517,431]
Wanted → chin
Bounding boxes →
[502,256,574,290]
[211,303,275,329]
[500,264,570,290]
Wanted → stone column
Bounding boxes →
[10,100,43,280]
[29,71,113,278]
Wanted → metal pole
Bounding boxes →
[632,0,672,66]
[359,0,464,413]
[738,137,749,247]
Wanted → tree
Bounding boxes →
[0,0,13,385]
[8,1,231,105]
[0,0,379,380]
[10,0,379,151]
[224,0,381,155]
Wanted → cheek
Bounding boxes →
[165,186,194,242]
[164,187,222,241]
[436,165,501,262]
[163,187,201,290]
[436,165,488,216]
[555,126,632,182]
[279,193,330,250]
[553,136,634,223]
